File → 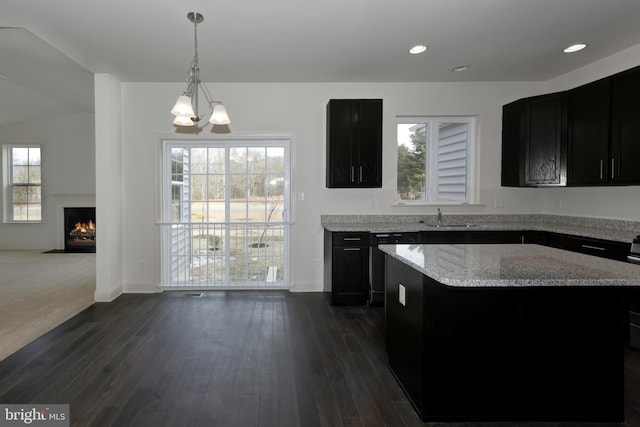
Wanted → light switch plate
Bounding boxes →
[399,284,406,306]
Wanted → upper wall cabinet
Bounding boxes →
[610,66,640,184]
[503,64,640,187]
[501,92,566,187]
[566,78,611,185]
[326,99,382,188]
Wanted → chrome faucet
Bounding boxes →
[437,208,442,227]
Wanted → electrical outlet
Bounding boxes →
[138,261,146,271]
[312,258,320,269]
[399,284,406,306]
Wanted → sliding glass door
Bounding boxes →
[161,139,290,288]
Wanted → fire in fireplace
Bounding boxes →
[64,207,96,252]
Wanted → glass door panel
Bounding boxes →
[163,140,289,287]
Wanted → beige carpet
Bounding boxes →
[0,250,95,361]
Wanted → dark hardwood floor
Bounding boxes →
[0,291,638,427]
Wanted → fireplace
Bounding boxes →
[64,207,96,253]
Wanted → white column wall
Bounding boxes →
[94,73,124,301]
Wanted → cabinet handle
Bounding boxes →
[375,234,390,238]
[343,237,362,241]
[342,247,361,251]
[350,166,355,183]
[628,255,640,263]
[581,244,605,251]
[611,158,615,179]
[600,159,604,180]
[359,166,363,183]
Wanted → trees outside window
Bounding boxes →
[397,117,474,204]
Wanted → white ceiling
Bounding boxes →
[2,0,640,126]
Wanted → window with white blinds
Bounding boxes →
[397,117,474,204]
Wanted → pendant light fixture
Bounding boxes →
[171,12,230,128]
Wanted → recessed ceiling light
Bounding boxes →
[452,65,470,72]
[409,45,428,55]
[563,43,587,53]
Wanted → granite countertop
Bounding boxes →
[321,214,640,243]
[379,243,640,288]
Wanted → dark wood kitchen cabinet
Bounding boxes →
[324,231,369,305]
[326,99,382,188]
[611,66,640,184]
[567,78,611,185]
[501,92,566,187]
[503,64,640,187]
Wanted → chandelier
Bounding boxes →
[171,12,230,128]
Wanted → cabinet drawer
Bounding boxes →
[372,232,420,244]
[563,236,630,261]
[333,232,370,247]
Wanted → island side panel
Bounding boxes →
[385,254,626,422]
[385,255,426,417]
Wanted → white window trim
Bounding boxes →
[395,116,477,206]
[2,144,43,223]
[158,135,293,288]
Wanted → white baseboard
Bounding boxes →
[94,287,122,302]
[288,282,323,292]
[124,282,163,294]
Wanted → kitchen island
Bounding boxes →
[380,243,640,423]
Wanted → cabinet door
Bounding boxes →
[326,100,356,187]
[524,93,566,185]
[355,99,383,187]
[611,66,640,184]
[332,246,368,305]
[567,79,611,185]
[501,99,526,187]
[501,93,566,187]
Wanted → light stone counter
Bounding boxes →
[321,213,640,243]
[379,243,640,287]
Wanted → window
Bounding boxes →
[397,116,474,203]
[3,145,42,222]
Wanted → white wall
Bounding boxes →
[120,80,545,292]
[0,112,95,250]
[535,43,640,221]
